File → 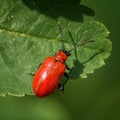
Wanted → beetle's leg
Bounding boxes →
[66,65,72,72]
[65,66,72,78]
[28,72,35,76]
[58,72,69,91]
[58,83,64,91]
[66,66,72,72]
[28,63,42,76]
[38,63,42,68]
[58,66,72,91]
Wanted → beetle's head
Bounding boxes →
[54,50,71,63]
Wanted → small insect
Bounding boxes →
[32,22,93,98]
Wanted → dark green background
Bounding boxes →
[0,0,119,120]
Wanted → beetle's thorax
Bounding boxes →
[54,51,68,63]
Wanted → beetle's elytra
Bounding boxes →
[32,22,93,98]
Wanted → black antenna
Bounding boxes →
[68,40,94,52]
[58,21,65,51]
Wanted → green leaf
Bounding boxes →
[0,0,112,96]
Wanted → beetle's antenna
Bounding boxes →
[68,40,94,52]
[58,21,65,51]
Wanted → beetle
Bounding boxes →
[32,22,93,98]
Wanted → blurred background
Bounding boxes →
[0,0,119,120]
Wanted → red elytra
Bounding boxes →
[32,51,68,97]
[32,22,93,98]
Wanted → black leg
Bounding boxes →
[38,63,42,69]
[58,72,69,91]
[28,63,42,76]
[28,72,35,76]
[58,66,72,91]
[58,83,64,91]
[66,66,72,71]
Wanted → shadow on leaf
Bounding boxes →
[22,0,95,22]
[68,30,84,79]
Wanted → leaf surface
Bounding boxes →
[0,0,112,96]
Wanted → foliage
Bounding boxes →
[0,0,112,96]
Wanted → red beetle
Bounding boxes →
[32,22,93,98]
